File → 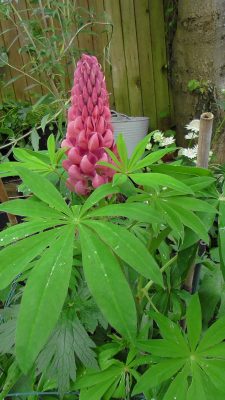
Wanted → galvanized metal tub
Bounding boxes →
[111,111,149,157]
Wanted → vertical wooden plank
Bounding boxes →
[104,0,130,114]
[134,0,157,128]
[0,20,16,100]
[24,0,44,100]
[88,0,115,108]
[76,0,95,54]
[120,0,143,116]
[2,2,30,101]
[14,0,43,103]
[149,0,170,127]
[0,13,27,100]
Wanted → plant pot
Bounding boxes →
[111,111,149,157]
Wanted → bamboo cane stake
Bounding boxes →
[197,112,214,168]
[184,112,214,293]
[0,178,17,225]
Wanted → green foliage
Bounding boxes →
[0,134,224,399]
[37,312,97,397]
[133,295,225,398]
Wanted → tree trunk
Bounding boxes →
[172,0,225,160]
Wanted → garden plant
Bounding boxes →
[0,54,225,400]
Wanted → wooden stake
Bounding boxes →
[197,112,214,168]
[0,178,17,225]
[184,112,214,293]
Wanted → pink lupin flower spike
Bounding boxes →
[62,54,115,195]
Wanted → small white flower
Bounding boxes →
[145,142,152,150]
[153,130,164,143]
[179,145,198,159]
[185,131,198,140]
[159,137,175,147]
[185,119,200,133]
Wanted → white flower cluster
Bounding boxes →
[178,145,198,159]
[185,119,200,140]
[145,130,175,150]
[159,136,175,147]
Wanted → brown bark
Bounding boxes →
[172,0,225,159]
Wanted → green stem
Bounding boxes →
[142,254,178,294]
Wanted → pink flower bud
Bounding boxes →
[68,165,83,180]
[68,147,82,164]
[87,97,94,114]
[87,79,92,96]
[80,154,94,175]
[88,133,100,152]
[97,116,105,134]
[75,180,89,195]
[74,116,83,131]
[92,87,98,105]
[92,174,106,188]
[62,159,72,170]
[103,129,113,148]
[77,130,88,150]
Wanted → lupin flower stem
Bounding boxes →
[62,54,116,195]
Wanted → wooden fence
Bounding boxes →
[0,0,171,129]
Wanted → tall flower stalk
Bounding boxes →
[62,54,115,195]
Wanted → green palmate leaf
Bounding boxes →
[72,317,98,368]
[187,363,207,400]
[199,342,225,358]
[31,128,40,151]
[128,132,152,169]
[219,200,225,279]
[79,225,137,343]
[80,183,120,216]
[16,167,72,217]
[87,203,162,224]
[197,316,225,353]
[0,162,22,178]
[198,359,225,394]
[97,161,121,172]
[164,364,189,400]
[13,148,49,166]
[199,266,223,327]
[0,361,22,400]
[112,173,128,187]
[37,314,97,396]
[82,220,163,287]
[79,377,116,400]
[150,311,188,351]
[186,294,202,351]
[165,196,217,213]
[47,134,55,164]
[137,339,189,358]
[150,164,212,177]
[0,219,63,247]
[16,225,74,373]
[156,200,184,240]
[104,147,122,168]
[0,228,62,290]
[173,205,209,244]
[132,358,185,395]
[116,134,128,168]
[74,364,123,389]
[0,197,67,220]
[129,173,193,194]
[133,148,175,171]
[0,306,18,355]
[185,177,215,193]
